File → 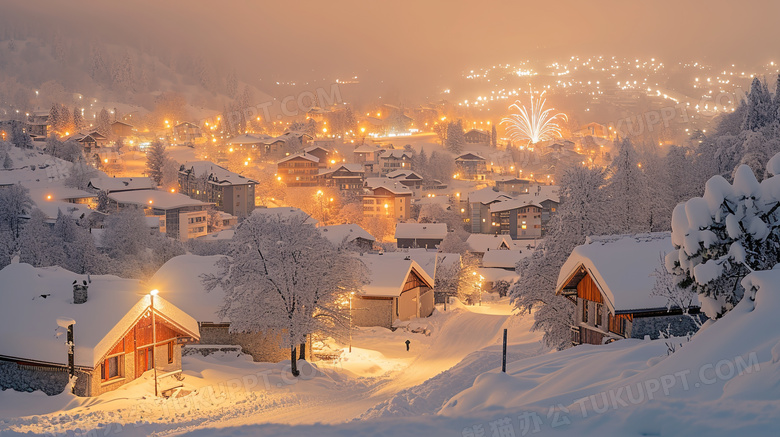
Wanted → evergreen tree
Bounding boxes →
[49,104,61,133]
[446,120,466,154]
[19,209,64,267]
[52,210,108,275]
[2,152,12,170]
[605,138,649,233]
[73,107,85,132]
[11,121,32,149]
[742,77,773,131]
[491,124,497,148]
[96,108,111,137]
[146,141,168,186]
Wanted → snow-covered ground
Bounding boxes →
[0,298,548,436]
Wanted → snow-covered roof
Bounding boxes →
[367,179,413,195]
[489,199,543,213]
[88,177,154,193]
[456,152,486,161]
[195,229,235,242]
[556,233,679,314]
[0,263,199,369]
[277,152,319,164]
[353,144,381,153]
[372,250,460,281]
[467,187,512,205]
[386,170,423,180]
[318,163,364,176]
[466,234,525,253]
[180,161,257,185]
[26,183,96,202]
[394,223,448,240]
[227,133,275,145]
[481,250,528,269]
[251,207,319,225]
[109,189,208,210]
[512,185,560,204]
[0,149,74,187]
[148,255,227,323]
[319,224,375,246]
[32,200,95,222]
[379,149,412,159]
[360,254,434,298]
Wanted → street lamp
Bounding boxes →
[149,289,159,397]
[349,291,355,353]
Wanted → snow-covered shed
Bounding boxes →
[556,233,701,346]
[0,263,199,397]
[353,254,436,329]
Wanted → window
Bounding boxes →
[167,341,174,364]
[596,303,603,326]
[101,355,122,381]
[582,301,589,324]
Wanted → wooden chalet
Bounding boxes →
[556,233,700,346]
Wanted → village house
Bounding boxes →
[316,164,365,193]
[352,254,436,329]
[110,121,134,139]
[556,233,702,346]
[362,180,413,220]
[386,169,424,193]
[107,190,210,241]
[466,234,526,258]
[149,255,312,363]
[394,222,447,249]
[464,129,490,144]
[302,145,332,168]
[494,177,534,196]
[0,263,199,397]
[377,149,413,176]
[27,110,49,140]
[319,223,375,252]
[277,152,320,187]
[172,122,203,145]
[455,153,487,180]
[178,161,257,218]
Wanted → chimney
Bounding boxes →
[73,280,88,304]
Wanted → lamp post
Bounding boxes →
[349,291,355,353]
[150,289,159,397]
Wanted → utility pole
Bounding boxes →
[502,328,507,373]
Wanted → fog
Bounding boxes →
[4,0,780,100]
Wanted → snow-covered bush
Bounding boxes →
[667,153,780,319]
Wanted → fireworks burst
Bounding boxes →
[501,91,567,145]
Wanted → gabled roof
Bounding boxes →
[386,170,423,180]
[456,152,486,161]
[319,224,375,246]
[277,152,319,164]
[394,223,447,240]
[353,144,381,153]
[366,179,413,195]
[111,121,133,127]
[360,255,434,297]
[466,234,526,252]
[379,149,412,159]
[0,263,199,369]
[465,129,489,136]
[318,163,364,176]
[556,233,683,314]
[467,187,512,205]
[180,161,258,185]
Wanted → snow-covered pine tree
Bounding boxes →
[3,152,12,170]
[491,124,497,148]
[52,210,108,275]
[49,104,61,133]
[446,120,465,155]
[96,109,112,138]
[605,138,650,233]
[73,107,85,132]
[742,77,774,131]
[146,141,168,186]
[0,184,32,240]
[11,121,32,149]
[667,154,780,319]
[203,211,367,377]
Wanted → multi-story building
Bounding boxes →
[489,200,543,239]
[362,181,412,220]
[107,190,210,241]
[466,187,512,234]
[277,152,320,187]
[178,161,257,218]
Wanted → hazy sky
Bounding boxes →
[5,0,780,96]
